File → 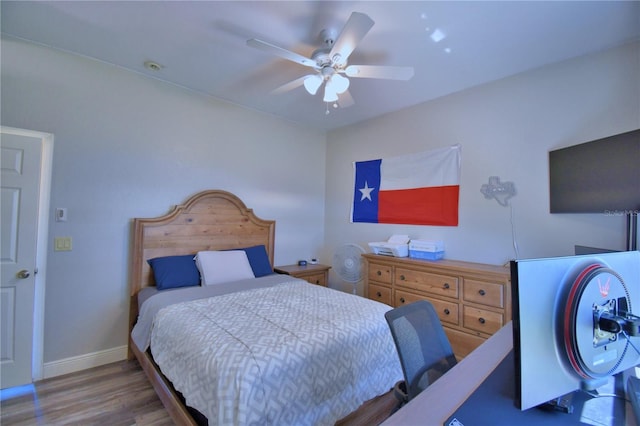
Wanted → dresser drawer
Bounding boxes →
[368,263,392,285]
[463,279,504,308]
[368,284,392,305]
[445,328,486,359]
[395,290,460,326]
[395,268,459,298]
[463,306,503,335]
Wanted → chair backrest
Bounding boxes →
[385,300,458,401]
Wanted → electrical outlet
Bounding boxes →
[54,237,72,251]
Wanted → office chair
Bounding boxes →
[385,300,458,404]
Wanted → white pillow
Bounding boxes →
[194,250,255,286]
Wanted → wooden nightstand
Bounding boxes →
[274,264,331,287]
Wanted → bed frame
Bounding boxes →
[127,190,395,425]
[128,190,275,424]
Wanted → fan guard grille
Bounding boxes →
[333,243,365,283]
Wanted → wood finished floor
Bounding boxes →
[1,360,397,426]
[1,360,173,426]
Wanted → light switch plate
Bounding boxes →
[54,237,72,251]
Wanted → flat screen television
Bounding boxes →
[549,129,640,214]
[511,251,640,412]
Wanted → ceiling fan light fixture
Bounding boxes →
[303,74,323,95]
[331,74,350,94]
[323,85,339,103]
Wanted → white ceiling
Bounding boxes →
[2,1,639,131]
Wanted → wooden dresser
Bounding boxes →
[274,264,331,286]
[363,253,511,359]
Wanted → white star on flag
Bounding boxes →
[359,181,375,201]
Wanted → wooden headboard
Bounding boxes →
[128,190,275,336]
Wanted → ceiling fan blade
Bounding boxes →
[330,12,374,66]
[345,65,415,80]
[247,38,319,69]
[271,75,309,95]
[337,90,355,108]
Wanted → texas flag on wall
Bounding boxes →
[351,145,461,226]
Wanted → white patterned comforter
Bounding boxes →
[147,278,402,426]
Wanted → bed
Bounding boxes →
[127,190,403,425]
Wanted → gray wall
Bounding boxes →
[324,42,639,293]
[2,37,327,364]
[2,34,638,369]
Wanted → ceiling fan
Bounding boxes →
[246,12,414,107]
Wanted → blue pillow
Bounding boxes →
[239,245,273,277]
[147,254,200,290]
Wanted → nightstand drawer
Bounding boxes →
[303,273,326,286]
[274,264,331,287]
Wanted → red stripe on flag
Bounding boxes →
[378,186,459,226]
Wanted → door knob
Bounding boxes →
[17,269,30,279]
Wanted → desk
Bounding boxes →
[381,322,636,425]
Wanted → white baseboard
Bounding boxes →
[42,345,128,379]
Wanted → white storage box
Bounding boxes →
[409,240,444,260]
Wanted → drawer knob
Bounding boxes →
[400,297,406,304]
[376,270,382,276]
[478,317,486,324]
[478,289,486,296]
[315,280,320,284]
[444,308,450,315]
[376,291,382,298]
[443,283,450,289]
[400,275,406,281]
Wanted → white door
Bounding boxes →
[1,129,44,389]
